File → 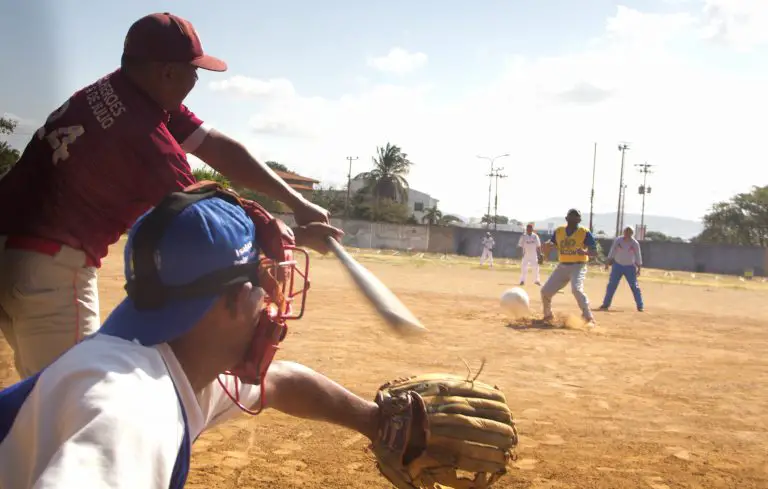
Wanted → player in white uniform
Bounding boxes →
[517,223,542,285]
[0,184,384,489]
[480,232,495,267]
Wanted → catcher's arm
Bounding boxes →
[262,361,379,441]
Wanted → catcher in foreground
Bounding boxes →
[0,182,518,489]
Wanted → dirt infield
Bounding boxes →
[1,243,767,488]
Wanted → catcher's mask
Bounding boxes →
[104,181,310,415]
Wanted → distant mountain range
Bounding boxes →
[442,212,703,239]
[533,213,703,240]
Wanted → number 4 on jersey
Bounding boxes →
[36,125,85,165]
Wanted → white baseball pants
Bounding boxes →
[480,247,494,267]
[519,254,540,283]
[0,236,100,379]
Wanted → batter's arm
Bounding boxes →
[192,130,329,225]
[261,361,379,441]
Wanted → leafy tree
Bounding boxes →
[191,166,286,213]
[358,143,413,203]
[0,117,21,177]
[353,195,409,223]
[644,231,684,243]
[265,161,289,172]
[439,214,462,225]
[481,214,509,225]
[695,185,768,247]
[310,185,346,216]
[191,167,231,187]
[421,206,442,226]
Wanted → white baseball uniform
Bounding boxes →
[517,232,541,284]
[480,235,495,267]
[0,333,261,489]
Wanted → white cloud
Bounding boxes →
[203,5,768,223]
[208,75,296,98]
[700,0,768,51]
[367,47,427,74]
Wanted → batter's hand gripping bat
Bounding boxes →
[325,237,427,337]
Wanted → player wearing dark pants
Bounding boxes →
[600,226,644,312]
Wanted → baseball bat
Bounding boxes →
[325,237,427,336]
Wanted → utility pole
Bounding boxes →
[636,162,654,240]
[615,143,630,237]
[477,153,509,228]
[589,142,597,233]
[619,183,627,231]
[344,156,358,219]
[492,168,508,231]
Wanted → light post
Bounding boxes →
[345,155,358,219]
[615,143,630,237]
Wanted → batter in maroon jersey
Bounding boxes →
[0,12,339,379]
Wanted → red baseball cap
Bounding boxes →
[123,12,227,72]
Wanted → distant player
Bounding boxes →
[540,209,597,325]
[599,226,644,312]
[0,12,333,379]
[480,231,495,267]
[517,223,542,285]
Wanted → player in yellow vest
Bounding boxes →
[540,209,597,325]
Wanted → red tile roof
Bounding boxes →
[274,169,319,184]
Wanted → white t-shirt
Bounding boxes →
[517,233,541,257]
[482,236,495,250]
[0,333,261,489]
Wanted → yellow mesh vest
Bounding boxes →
[554,226,589,263]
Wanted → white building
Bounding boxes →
[349,175,439,222]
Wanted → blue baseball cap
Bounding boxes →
[99,196,259,346]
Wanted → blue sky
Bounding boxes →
[2,0,767,224]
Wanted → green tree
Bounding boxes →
[353,194,409,223]
[439,214,462,225]
[695,185,768,247]
[265,161,289,172]
[310,185,346,216]
[644,230,684,243]
[421,206,442,226]
[481,214,509,225]
[191,166,286,213]
[191,166,232,187]
[358,143,413,202]
[0,117,21,177]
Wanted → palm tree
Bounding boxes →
[359,143,413,203]
[421,206,442,226]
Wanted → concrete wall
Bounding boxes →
[275,214,430,251]
[274,214,767,276]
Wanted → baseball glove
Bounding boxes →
[370,373,518,489]
[537,253,545,265]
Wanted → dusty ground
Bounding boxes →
[2,243,767,488]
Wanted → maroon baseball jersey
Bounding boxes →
[0,69,205,266]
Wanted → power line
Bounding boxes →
[476,154,509,229]
[491,168,508,231]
